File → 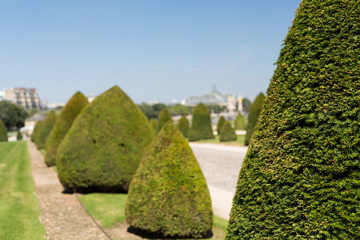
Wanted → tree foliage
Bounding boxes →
[0,101,28,130]
[126,122,212,238]
[219,120,236,142]
[45,91,88,167]
[0,119,7,142]
[57,86,153,193]
[234,113,246,130]
[188,103,214,141]
[156,107,172,133]
[36,111,57,149]
[176,115,189,138]
[216,116,225,135]
[227,1,360,239]
[16,130,22,141]
[244,92,265,146]
[31,121,43,144]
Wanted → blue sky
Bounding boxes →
[0,0,301,104]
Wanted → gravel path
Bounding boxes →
[28,141,110,240]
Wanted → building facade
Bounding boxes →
[3,88,41,110]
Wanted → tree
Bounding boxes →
[227,1,360,239]
[57,86,154,193]
[242,98,251,115]
[149,118,157,134]
[216,116,225,135]
[0,119,7,142]
[126,122,212,238]
[16,130,22,141]
[176,115,189,138]
[45,91,88,167]
[36,111,57,149]
[0,101,27,130]
[32,121,43,144]
[219,120,236,142]
[156,107,172,133]
[244,92,265,146]
[234,113,246,130]
[188,103,214,141]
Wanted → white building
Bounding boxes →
[2,88,41,110]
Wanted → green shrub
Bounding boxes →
[226,1,360,239]
[45,92,88,167]
[57,86,153,193]
[219,120,236,142]
[0,120,7,142]
[216,116,225,135]
[36,111,57,149]
[156,107,172,132]
[176,115,189,138]
[126,121,212,238]
[149,118,157,134]
[31,121,43,144]
[244,92,265,146]
[16,130,22,141]
[234,113,246,130]
[188,103,214,141]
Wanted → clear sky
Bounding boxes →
[0,0,301,104]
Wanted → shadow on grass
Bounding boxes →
[128,226,213,239]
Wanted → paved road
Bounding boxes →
[190,143,248,219]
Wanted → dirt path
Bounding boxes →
[28,141,111,240]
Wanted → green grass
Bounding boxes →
[195,135,245,146]
[0,141,45,240]
[79,193,228,239]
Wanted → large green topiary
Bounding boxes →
[36,111,57,149]
[45,92,88,167]
[0,119,7,142]
[126,121,212,238]
[188,103,214,141]
[176,115,189,138]
[244,92,265,146]
[31,120,43,144]
[149,118,158,134]
[57,86,154,193]
[156,107,172,133]
[219,120,236,142]
[216,116,225,136]
[226,1,360,239]
[234,113,246,130]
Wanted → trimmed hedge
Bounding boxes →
[126,121,212,238]
[188,103,214,141]
[156,107,172,133]
[216,116,225,136]
[57,86,154,193]
[31,121,43,144]
[36,111,57,149]
[234,113,246,130]
[176,115,189,138]
[244,92,265,146]
[0,120,7,142]
[45,91,88,167]
[16,130,22,141]
[149,118,158,134]
[226,1,360,239]
[219,120,236,142]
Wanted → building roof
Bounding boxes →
[183,86,229,105]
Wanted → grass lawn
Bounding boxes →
[195,134,245,146]
[0,141,45,240]
[79,193,228,239]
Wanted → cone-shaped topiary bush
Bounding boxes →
[176,115,189,138]
[149,118,158,134]
[126,121,213,238]
[45,91,88,167]
[244,92,265,146]
[32,120,43,144]
[36,111,57,149]
[57,86,154,193]
[0,120,7,142]
[156,107,172,133]
[216,116,225,135]
[188,103,214,141]
[219,120,236,142]
[16,130,22,141]
[227,1,360,239]
[234,113,246,130]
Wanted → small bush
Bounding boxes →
[244,92,265,146]
[216,116,225,135]
[0,120,7,142]
[31,121,43,144]
[126,121,213,238]
[188,103,214,141]
[234,113,246,130]
[16,130,22,141]
[149,119,158,134]
[219,120,236,142]
[156,108,172,133]
[176,115,189,138]
[36,111,57,149]
[45,91,88,167]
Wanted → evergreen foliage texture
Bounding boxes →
[36,111,57,149]
[244,92,265,145]
[0,120,7,142]
[226,1,360,239]
[31,121,43,144]
[45,91,88,167]
[16,130,22,140]
[149,118,158,134]
[57,86,153,193]
[219,120,236,142]
[188,103,214,141]
[234,113,246,130]
[176,115,189,138]
[156,107,172,133]
[126,122,212,238]
[216,116,225,135]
